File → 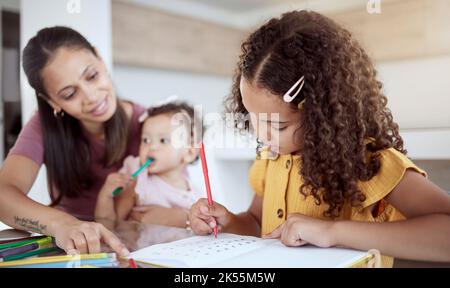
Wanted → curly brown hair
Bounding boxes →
[225,10,406,218]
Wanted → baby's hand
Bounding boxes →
[189,198,232,235]
[99,173,132,198]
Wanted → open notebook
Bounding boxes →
[129,233,371,268]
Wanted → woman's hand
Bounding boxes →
[98,173,132,198]
[189,198,233,235]
[263,213,336,248]
[52,218,130,257]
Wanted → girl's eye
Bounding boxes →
[160,138,170,144]
[272,125,288,131]
[143,137,151,144]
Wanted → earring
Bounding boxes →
[53,109,65,118]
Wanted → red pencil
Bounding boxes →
[128,258,138,268]
[199,142,218,238]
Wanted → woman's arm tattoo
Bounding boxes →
[14,216,47,233]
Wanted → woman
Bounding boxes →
[0,26,145,256]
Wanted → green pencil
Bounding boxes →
[0,236,46,250]
[0,236,54,259]
[112,158,154,197]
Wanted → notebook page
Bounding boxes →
[210,241,369,268]
[129,233,277,267]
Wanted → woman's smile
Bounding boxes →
[89,97,109,117]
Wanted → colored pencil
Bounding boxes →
[14,258,119,268]
[128,258,138,268]
[0,246,60,263]
[0,242,38,258]
[199,142,218,238]
[0,236,54,258]
[112,158,154,197]
[0,252,115,266]
[0,236,46,248]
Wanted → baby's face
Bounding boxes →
[139,113,193,175]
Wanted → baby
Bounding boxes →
[95,100,204,228]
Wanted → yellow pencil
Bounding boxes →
[0,252,116,267]
[35,236,54,247]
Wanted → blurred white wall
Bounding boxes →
[113,65,230,113]
[378,56,450,129]
[377,56,450,160]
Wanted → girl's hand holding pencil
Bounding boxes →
[189,199,232,235]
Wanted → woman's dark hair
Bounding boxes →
[22,26,129,206]
[225,11,406,218]
[144,101,204,163]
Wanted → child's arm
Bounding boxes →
[129,205,189,228]
[189,195,262,237]
[333,170,450,261]
[265,170,450,262]
[95,173,132,220]
[115,183,137,221]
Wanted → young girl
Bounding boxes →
[189,11,450,267]
[96,101,204,228]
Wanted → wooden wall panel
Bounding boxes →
[330,0,450,62]
[112,0,248,76]
[112,0,450,71]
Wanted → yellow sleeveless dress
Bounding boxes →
[249,147,426,268]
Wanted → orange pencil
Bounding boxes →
[199,142,218,238]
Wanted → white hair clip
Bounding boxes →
[138,94,179,123]
[283,76,305,104]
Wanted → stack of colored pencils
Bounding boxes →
[0,235,120,268]
[0,235,60,263]
[0,253,119,268]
